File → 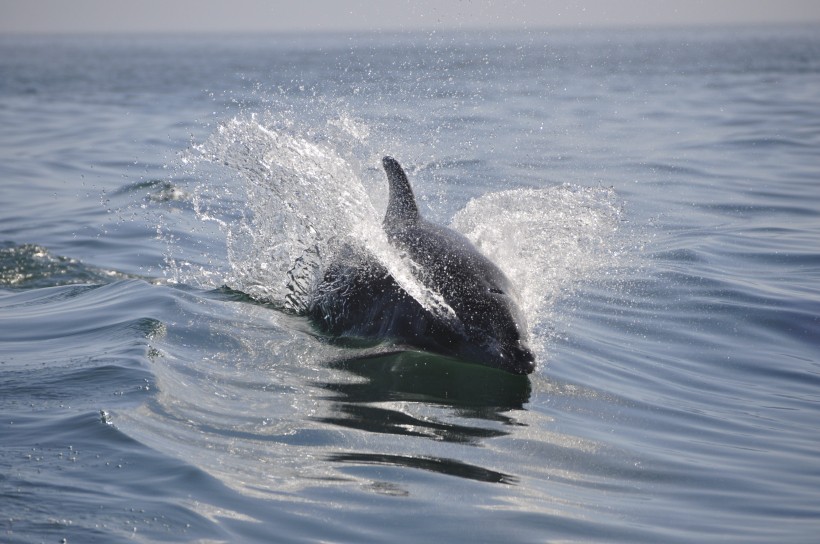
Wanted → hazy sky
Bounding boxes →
[2,0,819,34]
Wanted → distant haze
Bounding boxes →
[2,0,819,34]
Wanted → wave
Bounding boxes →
[0,242,129,290]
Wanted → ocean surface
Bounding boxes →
[1,25,819,543]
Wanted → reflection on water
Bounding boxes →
[319,350,532,409]
[327,452,518,485]
[316,350,531,484]
[319,401,508,443]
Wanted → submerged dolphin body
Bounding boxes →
[307,156,535,375]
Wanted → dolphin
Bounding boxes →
[307,156,535,375]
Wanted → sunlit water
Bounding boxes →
[1,26,819,543]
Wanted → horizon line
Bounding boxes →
[2,19,818,38]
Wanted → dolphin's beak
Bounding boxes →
[511,346,536,375]
[497,344,536,375]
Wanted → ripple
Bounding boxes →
[0,242,128,289]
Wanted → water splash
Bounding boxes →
[451,184,626,345]
[182,113,458,323]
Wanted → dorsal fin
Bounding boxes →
[382,156,419,228]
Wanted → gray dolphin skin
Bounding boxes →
[307,156,535,375]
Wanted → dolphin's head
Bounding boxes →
[453,283,536,375]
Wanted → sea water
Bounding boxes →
[1,25,819,543]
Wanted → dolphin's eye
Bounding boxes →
[489,288,504,295]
